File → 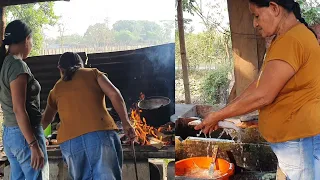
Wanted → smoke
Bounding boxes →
[143,43,175,114]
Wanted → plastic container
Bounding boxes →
[175,157,234,180]
[44,123,52,137]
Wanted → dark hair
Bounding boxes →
[0,20,32,70]
[249,0,317,38]
[58,52,84,81]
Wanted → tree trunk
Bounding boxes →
[0,7,5,43]
[177,0,191,104]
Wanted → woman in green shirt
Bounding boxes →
[0,20,48,180]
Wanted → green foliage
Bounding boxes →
[5,2,59,56]
[112,20,167,44]
[175,30,232,69]
[84,23,114,47]
[298,0,320,26]
[201,65,230,104]
[45,20,174,48]
[114,30,139,45]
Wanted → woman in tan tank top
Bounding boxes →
[41,52,136,180]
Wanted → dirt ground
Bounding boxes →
[175,71,207,104]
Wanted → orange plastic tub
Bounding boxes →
[175,157,235,180]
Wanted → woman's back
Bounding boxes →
[48,68,118,143]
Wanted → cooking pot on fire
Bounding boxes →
[137,96,171,127]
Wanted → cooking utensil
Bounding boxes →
[208,145,219,176]
[138,96,171,127]
[131,141,139,180]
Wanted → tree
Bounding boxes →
[177,0,191,104]
[83,22,113,47]
[160,20,175,43]
[5,2,59,56]
[298,0,320,26]
[114,30,139,45]
[57,22,67,47]
[112,20,164,44]
[62,34,84,47]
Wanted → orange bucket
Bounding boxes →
[175,157,235,180]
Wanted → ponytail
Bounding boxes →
[292,2,317,38]
[62,66,81,81]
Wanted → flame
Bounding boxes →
[130,93,172,145]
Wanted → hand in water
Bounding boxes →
[194,112,220,135]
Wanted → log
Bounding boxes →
[148,137,164,149]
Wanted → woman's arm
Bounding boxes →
[11,74,37,145]
[195,60,295,134]
[10,74,44,170]
[97,74,136,140]
[41,105,57,130]
[227,80,258,106]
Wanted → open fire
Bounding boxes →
[130,93,174,146]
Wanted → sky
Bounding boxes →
[183,0,229,33]
[44,0,176,38]
[43,0,320,38]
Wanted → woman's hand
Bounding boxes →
[194,112,221,135]
[30,142,45,170]
[45,138,50,146]
[123,122,136,141]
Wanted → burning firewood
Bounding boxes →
[157,122,175,134]
[148,137,164,149]
[129,94,175,146]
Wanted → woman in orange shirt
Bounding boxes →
[41,52,135,180]
[195,0,320,179]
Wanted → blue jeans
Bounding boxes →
[270,134,320,180]
[3,125,49,180]
[60,130,123,180]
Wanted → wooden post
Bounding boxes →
[177,0,191,104]
[227,0,266,100]
[0,7,5,42]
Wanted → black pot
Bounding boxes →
[137,96,171,127]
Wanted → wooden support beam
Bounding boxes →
[227,0,266,100]
[177,0,191,104]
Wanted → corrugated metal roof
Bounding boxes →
[0,0,69,7]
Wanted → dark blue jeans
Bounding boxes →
[3,125,49,180]
[60,130,123,180]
